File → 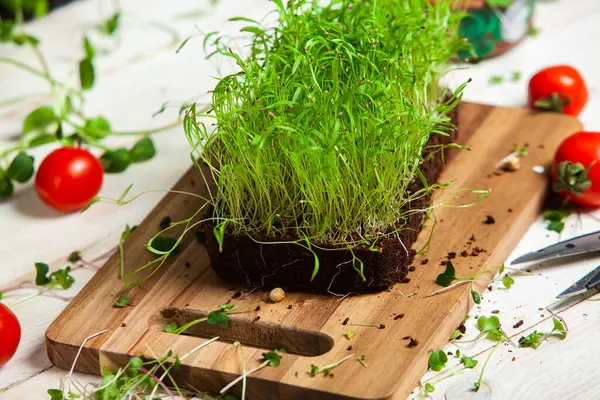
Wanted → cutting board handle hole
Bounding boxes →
[153,307,334,356]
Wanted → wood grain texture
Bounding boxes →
[45,103,581,399]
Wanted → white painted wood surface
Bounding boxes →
[1,0,599,399]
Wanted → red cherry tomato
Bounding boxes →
[552,131,600,208]
[35,147,103,212]
[0,303,21,366]
[528,65,588,116]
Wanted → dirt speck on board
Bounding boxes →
[394,313,405,320]
[513,320,524,328]
[379,324,386,329]
[342,317,349,325]
[420,259,429,265]
[287,304,293,310]
[409,266,416,272]
[484,215,496,225]
[491,310,500,314]
[447,251,457,259]
[460,250,469,257]
[407,337,419,348]
[254,316,261,322]
[347,345,353,351]
[231,291,242,299]
[159,216,172,230]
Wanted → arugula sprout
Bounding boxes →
[344,330,355,340]
[519,331,545,348]
[435,261,456,287]
[309,354,353,377]
[356,355,367,368]
[476,316,504,341]
[35,263,75,290]
[35,262,51,286]
[489,76,503,85]
[460,356,478,369]
[520,317,567,349]
[544,207,571,234]
[164,322,179,333]
[262,349,283,367]
[552,317,567,339]
[113,295,130,308]
[502,275,515,289]
[424,383,435,393]
[428,350,448,371]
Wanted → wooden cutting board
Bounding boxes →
[46,103,581,400]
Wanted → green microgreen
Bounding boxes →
[356,355,367,368]
[489,76,503,85]
[49,336,219,399]
[424,382,435,393]
[431,263,520,302]
[428,350,448,372]
[511,71,522,82]
[309,354,354,377]
[449,329,462,340]
[113,295,130,308]
[519,330,545,348]
[221,347,284,396]
[182,0,469,281]
[519,317,567,349]
[527,26,539,36]
[344,330,355,340]
[166,302,263,335]
[544,206,571,234]
[118,224,137,280]
[460,355,478,369]
[487,0,512,6]
[436,261,456,287]
[476,316,505,341]
[513,144,528,157]
[34,262,75,290]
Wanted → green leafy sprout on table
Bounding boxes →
[0,1,183,197]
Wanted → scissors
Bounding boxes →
[511,230,600,299]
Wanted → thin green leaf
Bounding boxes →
[7,152,34,183]
[435,261,456,287]
[23,106,56,134]
[35,262,50,286]
[83,36,95,59]
[79,58,95,90]
[129,137,156,162]
[502,274,515,289]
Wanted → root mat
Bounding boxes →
[46,103,581,399]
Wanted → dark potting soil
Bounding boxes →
[201,106,459,294]
[0,0,78,21]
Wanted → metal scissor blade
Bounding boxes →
[557,265,600,299]
[511,230,600,265]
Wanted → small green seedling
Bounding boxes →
[113,295,130,308]
[428,350,448,372]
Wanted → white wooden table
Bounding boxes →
[1,0,599,398]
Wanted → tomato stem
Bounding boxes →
[553,161,592,195]
[534,92,571,113]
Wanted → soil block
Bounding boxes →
[201,107,458,294]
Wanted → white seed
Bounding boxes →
[503,156,520,172]
[532,165,545,174]
[269,287,285,303]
